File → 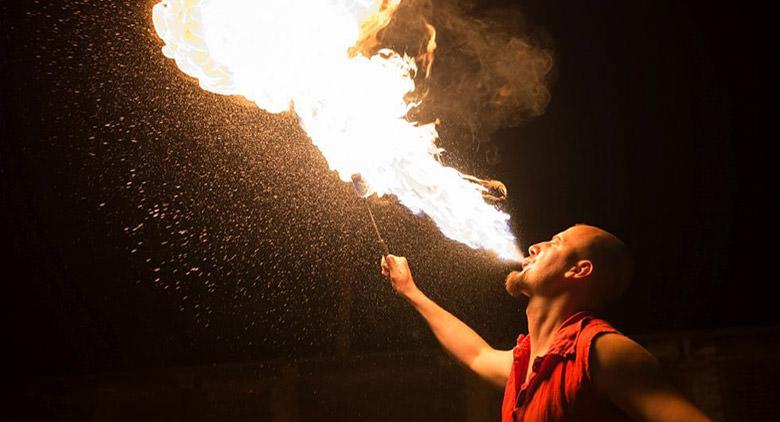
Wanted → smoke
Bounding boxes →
[376,0,554,164]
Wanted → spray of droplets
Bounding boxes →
[10,1,543,360]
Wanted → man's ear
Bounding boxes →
[565,260,593,279]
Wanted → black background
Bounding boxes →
[2,0,772,382]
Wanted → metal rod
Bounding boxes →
[362,198,390,257]
[351,173,391,257]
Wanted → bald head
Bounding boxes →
[505,224,633,308]
[568,224,633,309]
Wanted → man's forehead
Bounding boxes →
[549,229,571,243]
[560,225,597,241]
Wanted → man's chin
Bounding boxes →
[506,269,525,281]
[504,271,526,297]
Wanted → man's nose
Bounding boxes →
[528,244,541,256]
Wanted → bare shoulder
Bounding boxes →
[590,333,662,398]
[590,333,712,422]
[592,333,659,371]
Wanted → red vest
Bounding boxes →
[501,312,633,421]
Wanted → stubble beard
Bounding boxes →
[505,270,530,298]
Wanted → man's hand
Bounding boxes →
[380,255,419,298]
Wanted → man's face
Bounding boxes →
[505,226,584,298]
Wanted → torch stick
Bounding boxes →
[351,174,391,257]
[362,199,391,257]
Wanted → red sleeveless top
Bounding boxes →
[501,312,633,422]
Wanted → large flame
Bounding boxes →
[152,0,522,261]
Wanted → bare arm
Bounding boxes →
[381,255,513,388]
[591,333,712,422]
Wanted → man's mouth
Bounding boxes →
[506,258,533,276]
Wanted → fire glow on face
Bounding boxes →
[152,0,522,262]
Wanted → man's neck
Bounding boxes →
[524,296,581,355]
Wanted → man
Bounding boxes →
[380,224,710,421]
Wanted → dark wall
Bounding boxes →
[3,0,772,386]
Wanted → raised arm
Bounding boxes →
[381,255,513,388]
[591,333,712,422]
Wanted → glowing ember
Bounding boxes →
[152,0,522,261]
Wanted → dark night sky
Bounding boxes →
[2,1,772,380]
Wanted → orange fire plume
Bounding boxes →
[152,0,522,261]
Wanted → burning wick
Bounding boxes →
[351,173,391,257]
[461,174,508,203]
